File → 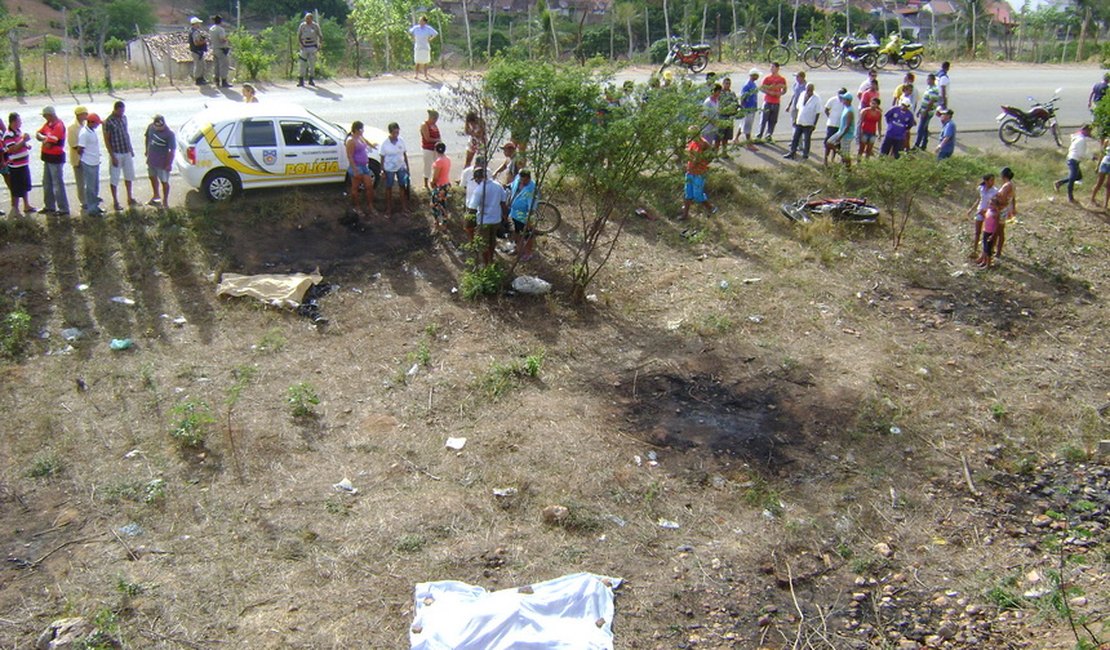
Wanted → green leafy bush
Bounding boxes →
[460,263,506,299]
[1,306,32,360]
[229,29,276,80]
[287,382,320,418]
[170,399,215,448]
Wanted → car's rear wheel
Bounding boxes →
[203,168,241,202]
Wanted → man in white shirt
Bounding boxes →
[784,84,821,160]
[77,114,104,216]
[823,87,847,165]
[469,167,508,266]
[409,16,438,80]
[936,61,951,109]
[1054,124,1099,203]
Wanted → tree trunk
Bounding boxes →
[792,0,799,43]
[462,0,473,66]
[1076,5,1090,62]
[63,8,71,92]
[730,0,738,50]
[98,30,112,93]
[549,4,560,58]
[487,0,494,59]
[626,15,633,58]
[662,0,671,43]
[644,6,649,50]
[610,18,614,59]
[700,3,707,43]
[8,26,24,94]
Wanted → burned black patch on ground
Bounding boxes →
[619,373,799,470]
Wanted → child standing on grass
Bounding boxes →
[968,173,997,257]
[977,195,1001,269]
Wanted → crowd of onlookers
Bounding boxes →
[1,102,175,218]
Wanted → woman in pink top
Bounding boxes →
[429,142,451,230]
[346,121,376,216]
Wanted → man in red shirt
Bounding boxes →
[681,132,716,220]
[36,106,70,215]
[757,62,787,143]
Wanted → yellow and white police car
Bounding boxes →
[176,103,386,201]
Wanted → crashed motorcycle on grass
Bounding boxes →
[781,191,881,224]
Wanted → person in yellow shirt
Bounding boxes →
[67,106,88,207]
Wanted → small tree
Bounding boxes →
[561,82,702,302]
[229,29,276,80]
[850,155,967,250]
[1093,93,1110,141]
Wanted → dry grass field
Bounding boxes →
[0,144,1106,649]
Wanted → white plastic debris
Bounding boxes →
[123,449,142,459]
[445,437,467,451]
[333,478,358,494]
[172,317,188,327]
[407,363,420,377]
[411,572,622,650]
[511,276,552,295]
[748,315,764,323]
[76,283,89,292]
[492,487,518,498]
[111,296,135,306]
[657,519,681,530]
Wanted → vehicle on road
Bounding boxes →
[781,191,880,224]
[997,90,1063,147]
[876,33,924,69]
[659,38,711,74]
[826,35,881,70]
[176,103,388,201]
[765,34,826,69]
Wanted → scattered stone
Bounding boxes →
[541,505,569,524]
[873,542,894,558]
[1031,514,1052,527]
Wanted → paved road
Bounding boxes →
[0,64,1100,206]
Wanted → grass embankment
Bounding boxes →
[0,146,1106,649]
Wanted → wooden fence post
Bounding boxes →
[43,33,49,95]
[9,27,25,94]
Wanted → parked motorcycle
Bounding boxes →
[876,33,924,69]
[781,191,880,224]
[997,89,1063,147]
[659,39,711,74]
[826,35,880,70]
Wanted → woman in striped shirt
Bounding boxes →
[3,113,36,217]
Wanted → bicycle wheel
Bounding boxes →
[766,44,791,65]
[802,46,825,69]
[826,50,844,69]
[531,201,562,234]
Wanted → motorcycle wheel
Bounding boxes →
[826,51,844,70]
[860,53,877,69]
[780,203,810,223]
[906,54,923,69]
[841,204,880,223]
[1049,119,1062,147]
[688,53,709,74]
[998,118,1023,146]
[766,44,791,65]
[802,46,825,68]
[875,53,891,68]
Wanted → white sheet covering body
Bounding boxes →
[410,572,622,650]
